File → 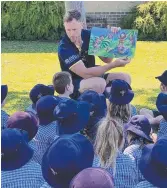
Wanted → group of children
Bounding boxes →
[1,70,167,188]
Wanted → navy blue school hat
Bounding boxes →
[42,134,94,187]
[1,128,33,171]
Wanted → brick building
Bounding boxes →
[84,1,144,28]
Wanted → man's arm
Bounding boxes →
[70,58,130,79]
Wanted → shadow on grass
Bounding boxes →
[3,88,161,115]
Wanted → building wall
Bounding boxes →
[84,1,144,28]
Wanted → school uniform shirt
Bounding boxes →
[135,181,158,188]
[114,152,138,188]
[157,118,167,140]
[26,104,37,115]
[92,155,115,177]
[1,110,9,130]
[40,182,52,188]
[34,121,59,164]
[124,140,145,183]
[131,104,137,116]
[2,160,45,188]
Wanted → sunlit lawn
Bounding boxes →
[1,41,167,115]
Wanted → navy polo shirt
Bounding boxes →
[58,29,95,81]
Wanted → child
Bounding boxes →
[124,115,153,183]
[1,128,45,187]
[140,70,167,125]
[70,168,114,188]
[7,111,39,163]
[52,71,74,99]
[26,84,54,115]
[34,95,61,164]
[78,90,107,143]
[93,118,137,187]
[107,79,137,125]
[41,134,94,188]
[53,98,90,135]
[137,135,167,188]
[156,92,167,139]
[1,85,9,130]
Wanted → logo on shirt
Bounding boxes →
[65,54,80,65]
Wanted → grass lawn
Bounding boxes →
[1,41,167,115]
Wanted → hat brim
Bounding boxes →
[1,144,33,171]
[139,144,167,187]
[109,90,134,105]
[57,102,90,134]
[127,127,153,142]
[155,76,167,86]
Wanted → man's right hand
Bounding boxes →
[112,58,131,68]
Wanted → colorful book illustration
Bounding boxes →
[88,27,138,58]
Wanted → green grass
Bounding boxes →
[1,41,167,115]
[1,40,58,53]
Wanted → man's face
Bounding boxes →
[64,19,83,44]
[160,82,167,93]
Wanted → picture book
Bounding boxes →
[88,27,138,58]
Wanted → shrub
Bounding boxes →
[1,1,65,41]
[120,2,167,40]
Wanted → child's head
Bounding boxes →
[126,115,153,145]
[30,84,54,105]
[155,70,167,93]
[1,85,8,107]
[95,118,124,168]
[108,79,134,123]
[53,71,74,95]
[156,92,167,121]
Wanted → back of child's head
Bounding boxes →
[108,102,131,124]
[30,84,54,104]
[107,79,134,124]
[52,71,72,94]
[95,118,124,168]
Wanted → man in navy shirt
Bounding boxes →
[58,10,131,99]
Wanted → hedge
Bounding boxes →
[1,1,65,41]
[120,2,167,41]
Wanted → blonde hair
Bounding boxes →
[94,118,124,169]
[108,102,131,124]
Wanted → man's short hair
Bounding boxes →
[63,10,82,22]
[53,71,72,94]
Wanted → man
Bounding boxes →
[58,10,131,99]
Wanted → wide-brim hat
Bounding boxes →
[126,116,153,142]
[36,96,61,125]
[156,92,167,121]
[42,134,94,187]
[53,99,90,134]
[78,90,107,117]
[155,70,167,86]
[70,167,114,188]
[7,111,39,141]
[1,85,8,104]
[30,84,54,104]
[109,79,134,105]
[1,128,33,171]
[139,136,167,188]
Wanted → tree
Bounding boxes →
[65,1,87,29]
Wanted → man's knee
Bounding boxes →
[106,72,131,85]
[79,77,106,94]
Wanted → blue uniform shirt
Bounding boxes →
[58,29,95,98]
